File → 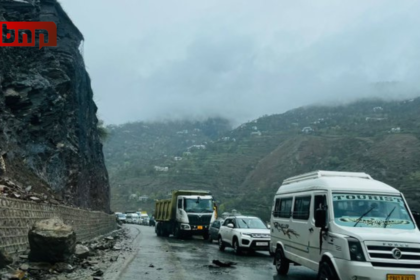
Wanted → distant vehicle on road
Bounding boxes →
[142,216,150,226]
[116,213,126,223]
[155,190,217,239]
[270,170,420,280]
[126,213,135,224]
[131,213,140,224]
[218,215,270,255]
[208,218,224,243]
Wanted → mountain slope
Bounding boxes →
[0,0,110,211]
[106,97,420,220]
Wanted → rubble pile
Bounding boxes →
[0,177,68,206]
[0,229,131,280]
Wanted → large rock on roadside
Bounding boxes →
[28,218,76,263]
[0,248,13,269]
[75,244,90,259]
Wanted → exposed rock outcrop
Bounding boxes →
[28,218,76,263]
[0,0,110,211]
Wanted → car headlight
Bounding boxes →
[241,233,252,236]
[347,238,366,262]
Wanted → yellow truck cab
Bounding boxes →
[155,190,217,239]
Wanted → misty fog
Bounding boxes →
[60,0,420,126]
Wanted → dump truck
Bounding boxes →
[155,190,217,239]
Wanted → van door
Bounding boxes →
[271,196,293,253]
[289,194,312,264]
[309,192,328,267]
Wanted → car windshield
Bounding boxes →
[333,193,415,229]
[118,214,125,218]
[184,198,213,213]
[236,218,267,229]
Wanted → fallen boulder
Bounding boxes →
[75,244,90,259]
[28,218,76,263]
[0,248,13,269]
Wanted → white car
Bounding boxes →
[218,215,270,255]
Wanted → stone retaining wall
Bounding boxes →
[0,197,116,255]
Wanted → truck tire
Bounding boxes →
[174,224,182,239]
[162,227,170,237]
[156,224,162,237]
[275,247,290,275]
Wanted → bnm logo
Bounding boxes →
[0,22,57,49]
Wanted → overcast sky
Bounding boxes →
[60,0,420,126]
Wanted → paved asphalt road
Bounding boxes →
[119,225,318,280]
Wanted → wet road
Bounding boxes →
[119,225,317,280]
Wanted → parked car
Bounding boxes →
[208,218,224,243]
[270,170,420,279]
[116,213,126,224]
[218,215,270,255]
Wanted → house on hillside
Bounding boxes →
[390,127,401,133]
[251,126,258,131]
[251,131,262,136]
[174,157,183,161]
[154,166,169,172]
[302,127,314,134]
[373,107,384,113]
[187,145,206,151]
[366,117,387,122]
[138,196,149,202]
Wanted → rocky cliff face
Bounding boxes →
[0,0,110,212]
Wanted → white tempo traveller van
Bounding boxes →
[270,171,420,280]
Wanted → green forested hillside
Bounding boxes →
[105,98,420,220]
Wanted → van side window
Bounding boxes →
[278,198,293,218]
[273,198,281,217]
[314,195,326,213]
[293,196,311,220]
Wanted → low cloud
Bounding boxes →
[60,0,420,125]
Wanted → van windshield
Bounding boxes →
[333,193,415,229]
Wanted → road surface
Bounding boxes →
[119,225,317,280]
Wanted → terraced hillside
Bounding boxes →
[105,98,420,220]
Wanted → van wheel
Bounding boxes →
[218,236,225,251]
[275,248,290,275]
[233,238,241,255]
[317,261,339,280]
